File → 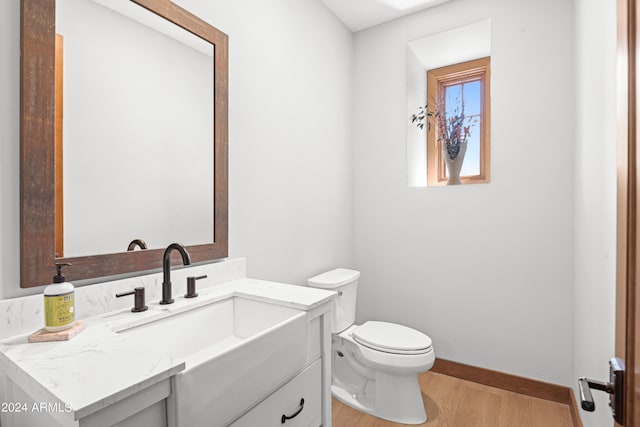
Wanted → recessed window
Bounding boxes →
[426,57,490,185]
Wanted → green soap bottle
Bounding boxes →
[44,263,75,332]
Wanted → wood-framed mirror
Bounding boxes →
[20,0,228,287]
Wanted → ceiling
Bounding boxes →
[320,0,454,32]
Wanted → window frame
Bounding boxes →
[427,57,491,185]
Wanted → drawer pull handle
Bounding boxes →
[281,398,304,424]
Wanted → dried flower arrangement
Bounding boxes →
[410,94,476,160]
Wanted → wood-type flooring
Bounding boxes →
[332,371,575,427]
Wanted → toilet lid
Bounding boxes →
[352,321,432,355]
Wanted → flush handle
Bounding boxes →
[281,398,304,424]
[578,357,625,425]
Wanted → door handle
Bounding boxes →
[578,378,611,411]
[578,357,625,425]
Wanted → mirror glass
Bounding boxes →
[56,0,214,258]
[20,0,228,287]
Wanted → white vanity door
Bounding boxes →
[230,360,322,427]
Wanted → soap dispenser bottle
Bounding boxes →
[44,263,76,332]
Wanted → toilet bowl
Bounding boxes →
[307,269,435,424]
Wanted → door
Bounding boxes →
[616,0,640,425]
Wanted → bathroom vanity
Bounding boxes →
[0,260,335,427]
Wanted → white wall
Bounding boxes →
[0,0,354,298]
[352,0,575,385]
[171,0,355,285]
[573,0,617,425]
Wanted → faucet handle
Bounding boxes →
[116,287,148,312]
[185,275,207,298]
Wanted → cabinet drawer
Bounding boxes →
[230,359,321,427]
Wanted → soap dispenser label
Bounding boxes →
[44,292,75,327]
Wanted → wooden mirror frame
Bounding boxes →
[20,0,228,287]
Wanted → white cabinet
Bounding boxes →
[229,305,333,427]
[231,360,322,427]
[0,375,169,427]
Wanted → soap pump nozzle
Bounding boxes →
[53,262,71,283]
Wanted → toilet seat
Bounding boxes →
[352,321,432,355]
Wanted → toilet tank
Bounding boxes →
[307,268,360,333]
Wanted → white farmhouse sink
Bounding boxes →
[118,296,308,426]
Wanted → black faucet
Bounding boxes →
[160,243,191,305]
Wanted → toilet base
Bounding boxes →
[331,371,427,424]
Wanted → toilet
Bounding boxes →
[307,268,435,424]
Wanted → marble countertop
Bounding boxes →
[0,278,336,425]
